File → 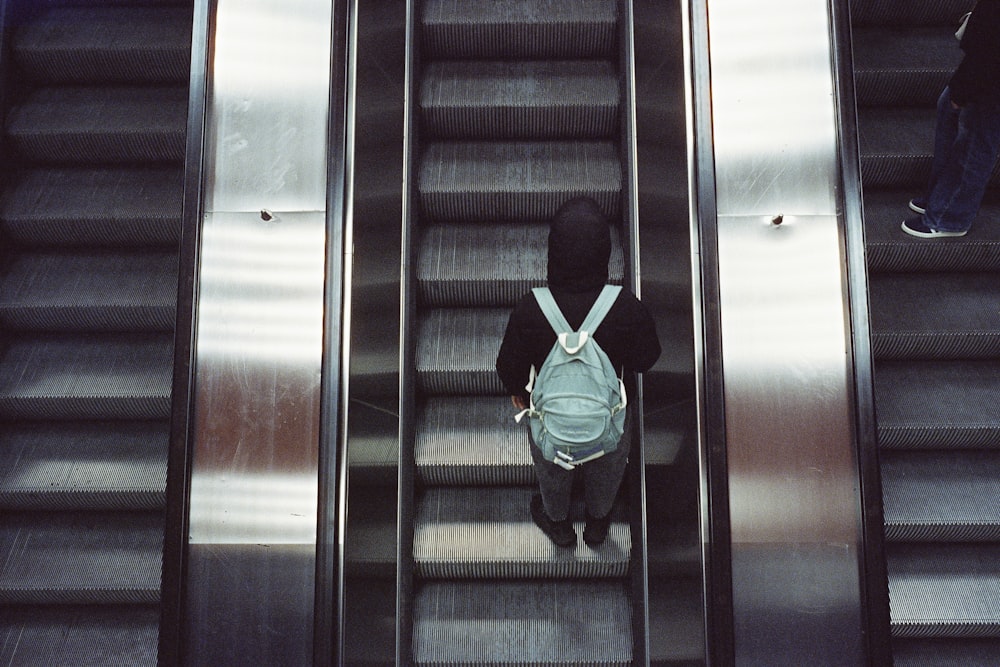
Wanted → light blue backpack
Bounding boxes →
[515,285,627,470]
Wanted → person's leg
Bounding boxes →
[923,100,1000,233]
[923,86,962,203]
[529,438,576,546]
[580,417,632,545]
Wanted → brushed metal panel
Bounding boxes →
[184,0,332,662]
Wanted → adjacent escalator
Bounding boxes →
[409,1,637,663]
[0,1,191,662]
[852,0,1000,661]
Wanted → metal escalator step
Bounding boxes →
[0,250,177,332]
[891,638,1000,666]
[882,450,1000,541]
[6,86,187,164]
[421,0,616,60]
[850,0,975,27]
[0,334,173,420]
[1,167,183,247]
[0,421,167,510]
[864,189,1000,273]
[421,60,619,140]
[869,272,1000,359]
[14,7,192,84]
[419,141,621,222]
[875,360,1000,449]
[859,107,934,189]
[888,543,1000,638]
[417,396,532,486]
[417,222,624,307]
[0,605,159,666]
[413,579,632,665]
[415,486,630,579]
[0,511,162,604]
[852,26,961,107]
[416,308,507,395]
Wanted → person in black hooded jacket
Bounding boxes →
[495,196,661,548]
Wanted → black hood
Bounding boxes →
[547,196,611,292]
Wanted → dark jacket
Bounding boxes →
[495,197,661,402]
[951,0,1000,106]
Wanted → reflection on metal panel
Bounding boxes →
[185,0,332,663]
[706,0,867,663]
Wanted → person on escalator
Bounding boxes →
[495,196,661,548]
[903,0,1000,238]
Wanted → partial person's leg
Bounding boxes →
[580,415,633,545]
[529,436,577,546]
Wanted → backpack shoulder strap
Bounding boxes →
[580,285,622,334]
[532,287,572,334]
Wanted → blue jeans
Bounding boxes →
[923,87,1000,233]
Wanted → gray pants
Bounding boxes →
[528,412,632,522]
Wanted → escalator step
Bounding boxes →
[13,6,192,85]
[0,421,167,510]
[417,396,533,486]
[859,107,934,188]
[414,486,629,579]
[852,26,961,107]
[0,167,183,247]
[887,543,1000,638]
[850,0,973,27]
[421,60,619,140]
[421,0,616,60]
[891,638,1000,666]
[0,250,177,332]
[882,450,1000,541]
[416,307,508,395]
[863,189,1000,273]
[417,222,624,307]
[0,606,159,666]
[0,511,162,604]
[874,359,1000,450]
[413,579,632,666]
[6,86,187,164]
[0,334,173,420]
[419,141,621,222]
[870,272,1000,359]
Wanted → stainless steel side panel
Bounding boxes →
[184,0,333,662]
[705,0,867,663]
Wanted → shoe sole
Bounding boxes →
[900,220,967,238]
[908,199,926,215]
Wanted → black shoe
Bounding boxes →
[901,216,967,238]
[908,198,926,215]
[530,494,576,547]
[583,512,612,547]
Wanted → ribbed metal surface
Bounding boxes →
[882,451,1000,541]
[891,638,1000,666]
[13,7,192,84]
[413,580,632,666]
[421,61,619,139]
[850,0,975,26]
[416,308,508,395]
[415,487,630,579]
[417,222,624,307]
[0,421,167,510]
[0,334,173,420]
[0,251,177,331]
[888,544,1000,638]
[0,167,183,247]
[419,141,621,221]
[874,360,1000,450]
[6,86,187,164]
[421,0,616,60]
[416,396,534,486]
[0,512,163,604]
[852,27,960,107]
[0,606,160,666]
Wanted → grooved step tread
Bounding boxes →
[414,487,629,579]
[13,6,192,84]
[417,222,624,307]
[0,512,163,604]
[0,251,177,332]
[888,544,1000,638]
[413,579,632,666]
[0,167,183,247]
[882,450,1000,541]
[0,421,167,511]
[875,360,1000,450]
[0,334,173,420]
[416,307,508,395]
[852,26,962,107]
[869,272,1000,359]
